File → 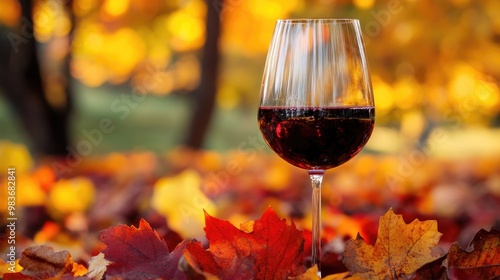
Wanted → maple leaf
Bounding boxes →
[184,206,305,279]
[100,218,188,279]
[342,208,445,279]
[445,227,500,279]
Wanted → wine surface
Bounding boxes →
[258,106,375,170]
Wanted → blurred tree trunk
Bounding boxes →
[184,0,221,149]
[0,0,72,157]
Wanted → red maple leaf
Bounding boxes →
[184,206,305,279]
[100,218,187,279]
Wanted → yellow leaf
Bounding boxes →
[152,169,217,238]
[16,175,47,206]
[49,177,95,215]
[0,174,45,217]
[343,208,445,279]
[0,141,33,174]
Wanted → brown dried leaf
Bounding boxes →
[19,245,73,278]
[445,227,500,279]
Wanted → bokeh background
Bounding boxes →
[1,0,499,154]
[1,0,500,270]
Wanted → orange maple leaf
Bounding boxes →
[445,228,500,279]
[184,206,305,279]
[342,208,445,279]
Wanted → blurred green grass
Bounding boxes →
[0,84,263,155]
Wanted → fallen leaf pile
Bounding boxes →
[1,143,499,279]
[3,208,499,279]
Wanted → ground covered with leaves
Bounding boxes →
[1,142,500,279]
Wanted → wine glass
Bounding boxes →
[258,19,374,275]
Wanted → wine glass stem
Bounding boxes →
[309,171,324,277]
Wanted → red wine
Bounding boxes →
[258,106,374,170]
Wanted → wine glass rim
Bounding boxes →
[277,18,359,24]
